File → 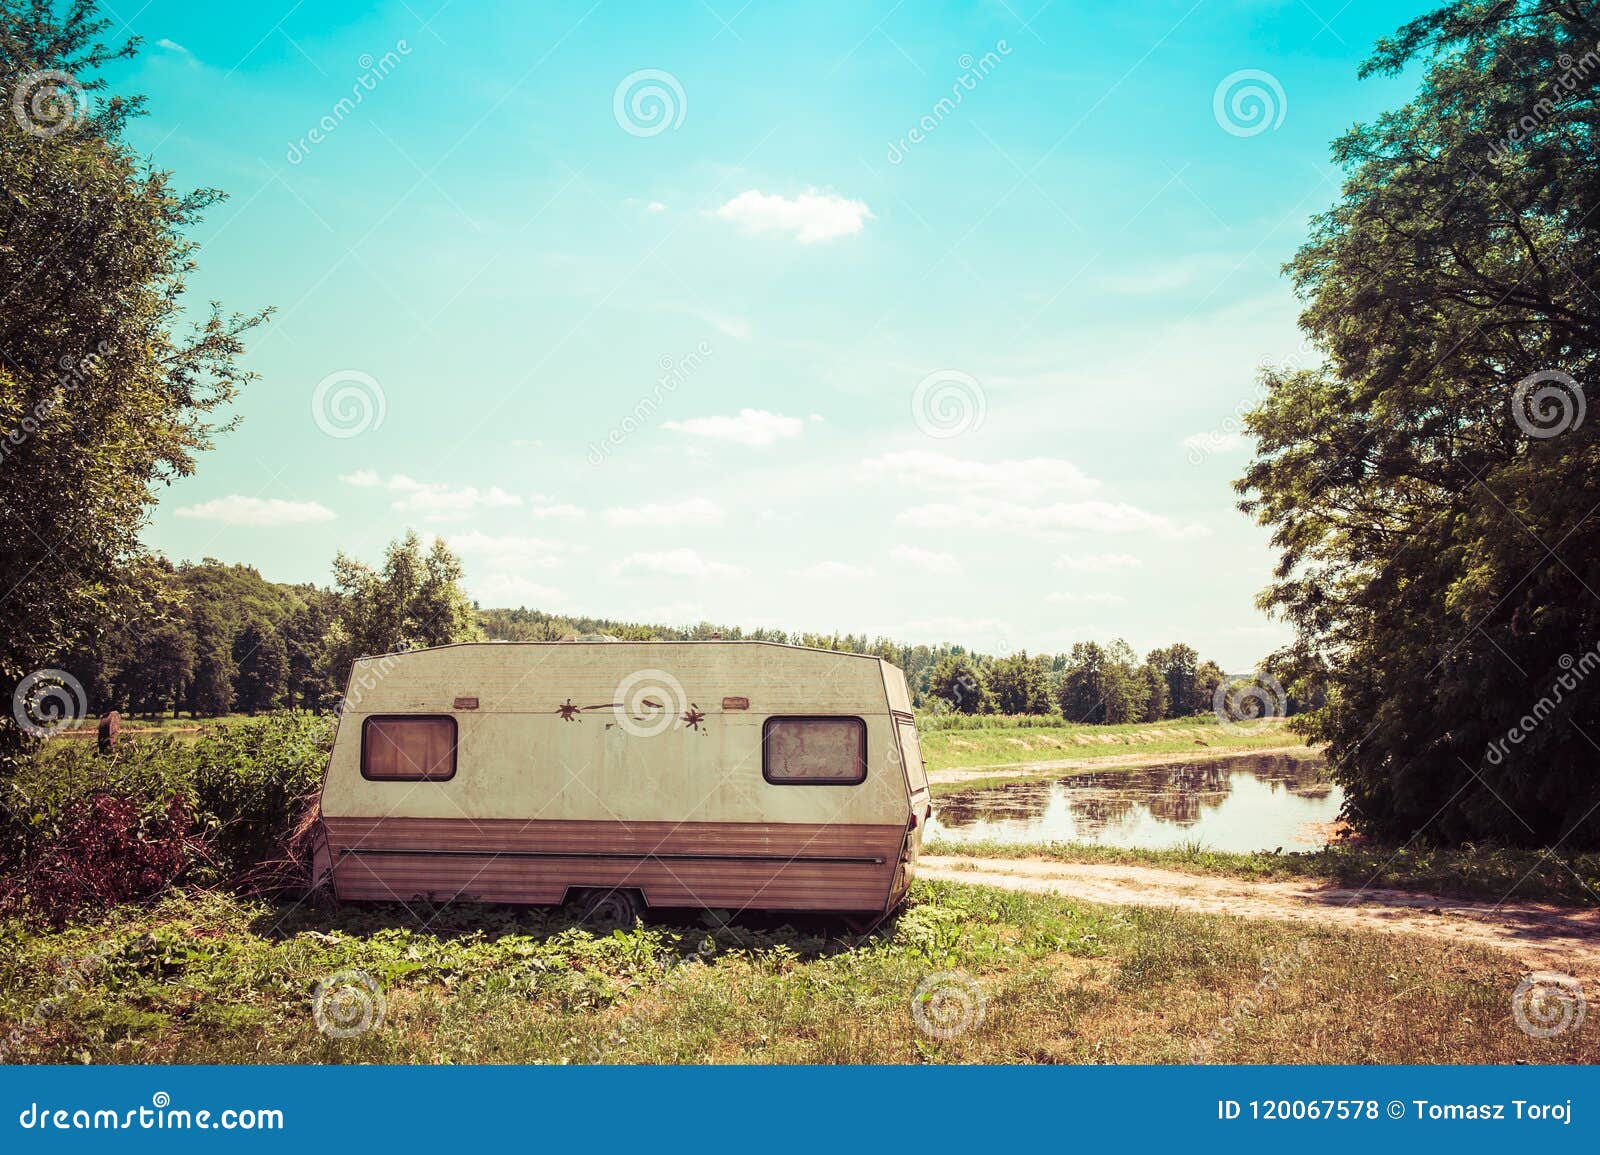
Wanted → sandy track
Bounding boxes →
[927,744,1321,785]
[919,854,1600,979]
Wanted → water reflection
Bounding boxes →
[926,754,1341,852]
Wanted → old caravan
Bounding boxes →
[316,640,931,921]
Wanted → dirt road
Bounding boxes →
[920,854,1600,980]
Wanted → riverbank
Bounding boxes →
[1,882,1591,1064]
[920,717,1305,780]
[926,742,1325,795]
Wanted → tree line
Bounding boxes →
[57,533,1241,722]
[61,532,480,718]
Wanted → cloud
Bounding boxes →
[604,497,725,527]
[442,530,572,570]
[890,545,960,573]
[713,189,873,243]
[899,497,1209,539]
[341,472,535,520]
[1056,552,1143,572]
[861,451,1098,499]
[1046,592,1129,606]
[524,496,585,520]
[156,38,196,60]
[645,201,668,214]
[175,496,336,526]
[663,409,807,447]
[467,573,564,607]
[798,561,875,580]
[612,549,746,579]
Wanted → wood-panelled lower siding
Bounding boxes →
[324,817,908,912]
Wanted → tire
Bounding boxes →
[571,887,645,930]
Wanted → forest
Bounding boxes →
[52,529,1243,725]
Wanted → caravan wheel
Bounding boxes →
[572,887,645,930]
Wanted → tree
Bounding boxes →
[1138,661,1169,723]
[0,3,266,760]
[1238,1,1600,846]
[325,532,481,690]
[233,618,288,714]
[1057,642,1107,723]
[928,654,992,715]
[985,651,1054,715]
[186,607,235,717]
[1147,643,1202,717]
[282,598,337,711]
[120,620,194,715]
[1099,640,1148,725]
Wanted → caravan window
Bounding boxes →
[361,715,457,781]
[762,717,867,785]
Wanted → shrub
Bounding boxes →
[0,793,193,927]
[0,712,334,920]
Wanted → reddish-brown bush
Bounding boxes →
[0,793,195,926]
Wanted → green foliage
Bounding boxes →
[927,654,993,714]
[1238,1,1600,847]
[324,531,481,686]
[984,651,1054,715]
[0,2,268,762]
[233,619,288,714]
[0,881,1585,1064]
[0,713,333,896]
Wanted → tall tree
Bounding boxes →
[927,654,992,715]
[232,618,288,714]
[324,532,481,690]
[1147,644,1202,717]
[186,606,235,718]
[1239,0,1600,846]
[0,3,266,760]
[985,651,1054,715]
[1058,641,1108,723]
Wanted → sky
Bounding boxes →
[101,0,1433,670]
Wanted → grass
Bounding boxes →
[921,838,1600,908]
[2,881,1592,1064]
[919,716,1311,774]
